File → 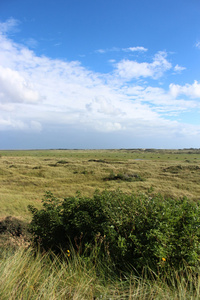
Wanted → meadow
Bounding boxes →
[1,148,200,299]
[0,148,200,221]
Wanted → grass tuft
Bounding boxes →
[1,246,200,299]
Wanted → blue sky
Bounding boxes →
[0,0,200,149]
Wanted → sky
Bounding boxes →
[0,0,200,149]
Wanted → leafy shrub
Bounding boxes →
[28,191,107,254]
[28,190,200,274]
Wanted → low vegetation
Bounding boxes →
[104,171,144,182]
[1,246,200,299]
[0,149,200,220]
[1,149,200,299]
[28,189,200,275]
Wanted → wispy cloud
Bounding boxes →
[195,41,200,49]
[0,18,200,143]
[96,48,106,54]
[23,38,38,49]
[95,47,120,54]
[174,64,186,73]
[122,46,148,52]
[170,81,200,98]
[114,51,172,81]
[96,46,147,54]
[0,18,20,34]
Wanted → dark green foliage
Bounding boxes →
[56,160,68,164]
[81,169,88,174]
[88,159,107,163]
[105,171,144,182]
[28,191,107,253]
[28,190,200,274]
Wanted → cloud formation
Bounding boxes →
[0,18,200,148]
[0,65,39,103]
[174,64,186,73]
[123,46,148,52]
[0,18,20,34]
[96,46,148,54]
[170,81,200,99]
[114,51,172,80]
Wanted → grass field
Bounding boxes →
[0,148,200,220]
[1,149,200,299]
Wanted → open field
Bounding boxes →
[1,149,200,299]
[0,148,200,221]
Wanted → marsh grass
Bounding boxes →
[1,245,200,299]
[1,149,200,298]
[0,149,200,220]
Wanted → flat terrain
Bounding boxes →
[0,149,200,221]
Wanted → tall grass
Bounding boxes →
[1,245,200,299]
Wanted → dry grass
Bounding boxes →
[1,245,200,299]
[1,149,200,299]
[0,149,200,220]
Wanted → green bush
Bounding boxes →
[28,190,200,274]
[28,191,107,254]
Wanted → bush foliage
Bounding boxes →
[28,190,200,273]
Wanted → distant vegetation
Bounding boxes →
[104,170,144,182]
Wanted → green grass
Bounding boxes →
[1,149,200,299]
[0,149,200,220]
[1,245,200,300]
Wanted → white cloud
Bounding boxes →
[121,85,198,117]
[114,60,152,80]
[114,51,172,80]
[174,64,186,72]
[195,41,200,49]
[108,59,116,63]
[122,46,148,52]
[0,18,200,146]
[0,18,20,34]
[86,96,124,116]
[0,65,39,103]
[169,81,200,98]
[96,49,106,54]
[95,47,120,54]
[96,46,147,54]
[0,117,27,131]
[94,121,123,132]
